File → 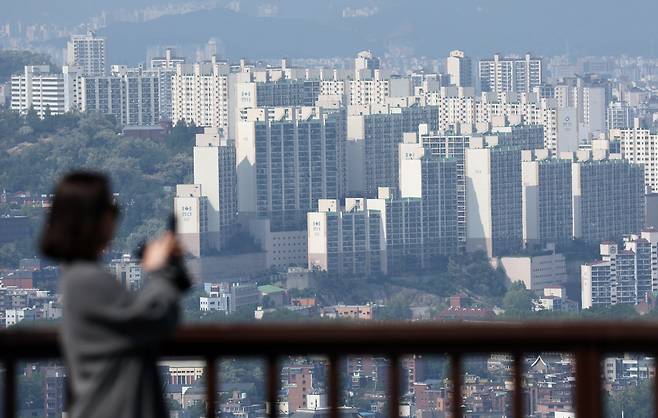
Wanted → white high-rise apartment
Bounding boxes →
[236,106,346,231]
[171,60,230,129]
[521,150,573,248]
[150,48,185,70]
[193,128,237,252]
[446,50,473,88]
[615,126,658,193]
[465,143,523,257]
[11,66,65,117]
[347,104,439,197]
[582,231,658,309]
[399,134,459,260]
[174,184,208,258]
[478,53,543,94]
[308,198,386,276]
[555,76,608,138]
[76,66,160,126]
[420,127,471,247]
[570,150,644,244]
[581,85,607,135]
[67,31,106,77]
[354,50,380,80]
[607,101,635,130]
[348,70,390,106]
[149,48,186,121]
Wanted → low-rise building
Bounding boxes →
[108,254,142,291]
[199,282,259,314]
[534,287,578,312]
[320,305,376,320]
[493,248,568,291]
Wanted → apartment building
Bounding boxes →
[237,107,345,232]
[522,150,573,247]
[66,31,106,76]
[171,60,230,129]
[478,53,543,94]
[10,65,65,117]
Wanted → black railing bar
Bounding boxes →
[206,355,217,418]
[450,353,462,418]
[388,354,400,418]
[512,352,523,418]
[267,355,279,418]
[4,357,15,418]
[655,352,658,418]
[3,343,654,359]
[328,354,340,418]
[575,346,602,418]
[6,323,658,354]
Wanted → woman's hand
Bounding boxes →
[141,233,182,272]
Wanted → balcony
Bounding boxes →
[1,321,657,417]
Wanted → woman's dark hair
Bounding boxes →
[40,171,118,262]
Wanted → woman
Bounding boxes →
[40,172,190,418]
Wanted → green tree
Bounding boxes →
[0,50,53,82]
[502,282,535,317]
[262,308,305,321]
[0,110,195,267]
[377,294,413,320]
[605,380,653,418]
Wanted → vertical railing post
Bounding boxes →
[328,355,340,418]
[4,358,15,418]
[268,355,280,418]
[451,354,462,418]
[655,352,658,418]
[575,347,602,418]
[512,353,524,418]
[206,356,217,418]
[388,355,400,418]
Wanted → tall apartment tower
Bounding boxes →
[10,65,65,117]
[193,128,237,252]
[174,184,208,258]
[478,53,543,94]
[616,127,658,193]
[446,50,473,88]
[171,60,230,129]
[465,145,523,257]
[420,128,470,248]
[149,48,186,121]
[354,50,380,80]
[77,66,160,126]
[399,135,459,261]
[420,124,543,248]
[236,107,346,232]
[67,32,106,76]
[521,150,573,248]
[607,101,635,130]
[150,48,186,70]
[307,198,386,277]
[571,151,644,244]
[349,104,439,198]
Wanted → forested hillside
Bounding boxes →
[0,110,196,259]
[0,50,53,82]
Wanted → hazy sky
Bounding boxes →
[5,0,658,61]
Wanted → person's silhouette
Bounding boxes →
[40,172,190,418]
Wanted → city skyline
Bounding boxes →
[3,3,658,416]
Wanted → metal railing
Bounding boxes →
[2,321,658,417]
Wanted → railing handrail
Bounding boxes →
[1,320,658,357]
[3,321,656,418]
